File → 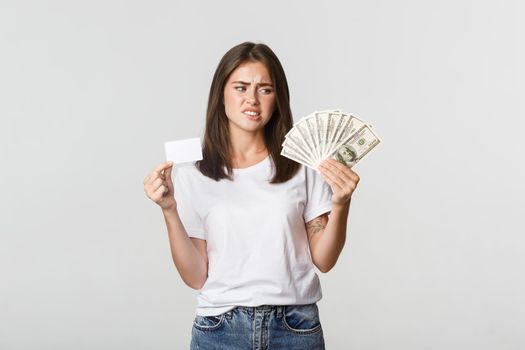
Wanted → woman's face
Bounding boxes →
[223,60,276,135]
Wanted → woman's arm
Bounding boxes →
[162,206,208,289]
[144,161,208,290]
[306,200,350,273]
[307,158,360,273]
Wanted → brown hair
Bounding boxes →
[195,41,300,183]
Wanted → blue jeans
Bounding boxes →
[190,303,325,349]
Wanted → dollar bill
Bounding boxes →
[324,113,367,158]
[315,110,341,160]
[280,146,317,170]
[282,135,315,165]
[303,114,321,161]
[282,109,381,170]
[284,112,318,161]
[330,125,381,168]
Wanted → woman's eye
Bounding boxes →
[235,86,246,92]
[260,88,273,94]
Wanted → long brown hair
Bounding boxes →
[196,41,300,183]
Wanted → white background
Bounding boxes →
[1,0,523,349]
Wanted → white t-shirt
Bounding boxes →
[173,155,333,316]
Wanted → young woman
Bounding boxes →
[143,41,360,349]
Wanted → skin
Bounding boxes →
[143,161,208,289]
[308,159,360,272]
[223,60,276,166]
[143,160,175,210]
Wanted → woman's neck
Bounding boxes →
[229,128,267,163]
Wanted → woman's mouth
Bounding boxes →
[243,110,261,121]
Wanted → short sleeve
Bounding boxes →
[172,167,206,240]
[303,167,333,223]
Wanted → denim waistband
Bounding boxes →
[235,304,282,311]
[229,304,284,318]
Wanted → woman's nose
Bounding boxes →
[246,88,259,104]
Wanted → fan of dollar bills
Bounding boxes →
[281,109,381,171]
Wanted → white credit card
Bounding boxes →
[164,137,203,165]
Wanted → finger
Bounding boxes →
[145,162,172,184]
[146,177,164,193]
[323,165,358,193]
[353,171,360,184]
[152,184,169,201]
[319,168,344,191]
[323,159,359,183]
[327,159,360,182]
[319,162,349,185]
[323,158,351,174]
[147,173,160,187]
[153,161,174,175]
[164,164,173,182]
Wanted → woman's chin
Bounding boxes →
[228,119,267,133]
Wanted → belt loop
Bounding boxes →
[225,309,233,320]
[276,305,283,319]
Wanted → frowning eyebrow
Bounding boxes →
[231,80,273,87]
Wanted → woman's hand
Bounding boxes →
[143,161,176,211]
[318,158,360,207]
